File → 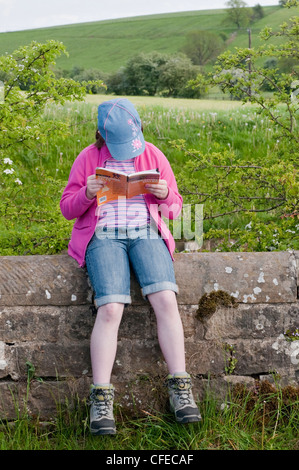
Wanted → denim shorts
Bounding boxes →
[85,225,178,308]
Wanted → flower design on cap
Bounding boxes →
[128,118,138,137]
[132,139,142,152]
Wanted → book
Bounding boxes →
[95,167,160,205]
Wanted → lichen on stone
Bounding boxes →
[196,289,238,321]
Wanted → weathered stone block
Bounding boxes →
[8,343,91,379]
[233,338,295,375]
[0,255,91,306]
[179,305,204,339]
[113,338,165,380]
[0,306,61,343]
[119,305,155,339]
[185,339,226,376]
[0,341,9,379]
[202,303,295,341]
[294,251,299,286]
[0,382,21,419]
[58,305,94,342]
[0,379,84,420]
[174,251,297,304]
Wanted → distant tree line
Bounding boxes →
[55,28,229,99]
[55,51,207,98]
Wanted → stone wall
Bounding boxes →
[0,250,298,420]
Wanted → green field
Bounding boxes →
[0,5,293,72]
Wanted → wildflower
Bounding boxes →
[220,403,229,411]
[3,168,14,174]
[15,178,22,185]
[3,158,13,165]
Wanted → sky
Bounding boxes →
[0,0,279,33]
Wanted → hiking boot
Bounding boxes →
[167,373,202,424]
[89,384,116,435]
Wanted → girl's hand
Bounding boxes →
[86,175,105,200]
[145,179,169,200]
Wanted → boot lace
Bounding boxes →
[168,377,193,406]
[90,388,114,418]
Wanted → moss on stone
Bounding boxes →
[196,289,238,321]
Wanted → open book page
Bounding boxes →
[96,167,160,205]
[96,168,127,205]
[127,171,160,198]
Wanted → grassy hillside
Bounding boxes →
[0,5,293,73]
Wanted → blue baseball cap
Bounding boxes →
[97,98,145,161]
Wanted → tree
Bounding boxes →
[123,52,169,96]
[106,67,128,95]
[181,1,299,236]
[181,31,224,66]
[250,4,265,22]
[106,52,199,97]
[158,54,199,97]
[224,0,252,29]
[0,40,103,181]
[210,2,299,144]
[71,67,107,94]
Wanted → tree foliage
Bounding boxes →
[175,3,298,248]
[0,41,104,255]
[191,2,299,144]
[181,31,224,66]
[224,0,252,29]
[106,52,201,97]
[122,52,169,96]
[0,40,104,170]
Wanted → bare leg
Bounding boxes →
[147,290,186,375]
[90,302,124,384]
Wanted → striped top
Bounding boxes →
[96,156,151,228]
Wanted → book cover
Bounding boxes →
[95,167,160,205]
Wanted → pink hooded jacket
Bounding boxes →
[60,142,183,267]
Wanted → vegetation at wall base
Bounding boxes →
[0,379,298,450]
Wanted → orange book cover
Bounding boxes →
[96,167,160,205]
